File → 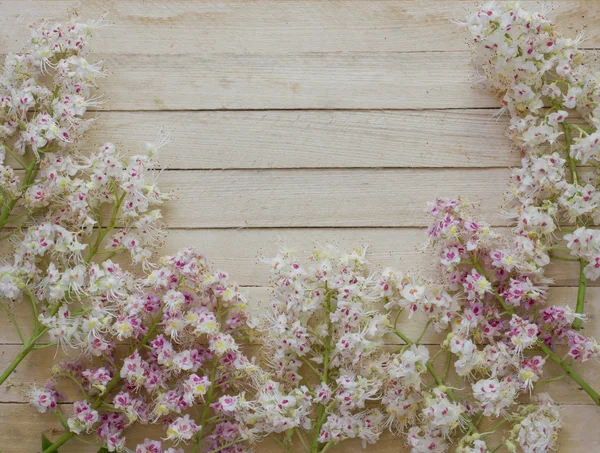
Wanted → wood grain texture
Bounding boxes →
[0,1,596,55]
[153,168,510,227]
[84,110,517,169]
[95,52,500,110]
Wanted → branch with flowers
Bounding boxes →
[228,246,389,453]
[237,219,582,453]
[34,248,267,453]
[462,1,600,330]
[0,17,171,389]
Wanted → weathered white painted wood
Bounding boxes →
[6,168,513,227]
[82,110,516,169]
[0,1,596,55]
[92,52,497,110]
[151,168,510,227]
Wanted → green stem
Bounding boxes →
[537,374,568,386]
[33,342,59,350]
[5,147,27,168]
[270,434,292,453]
[490,444,504,453]
[429,348,444,364]
[588,160,600,171]
[443,350,452,382]
[311,288,333,453]
[573,258,587,330]
[295,429,310,453]
[415,319,432,344]
[53,409,69,430]
[394,328,414,345]
[25,287,39,330]
[549,254,579,262]
[563,124,579,185]
[6,207,34,224]
[0,305,56,386]
[563,124,588,330]
[538,341,600,405]
[300,355,323,378]
[319,442,335,453]
[215,375,244,388]
[543,245,571,253]
[486,418,508,435]
[85,191,126,264]
[42,431,74,453]
[205,439,241,453]
[392,306,403,329]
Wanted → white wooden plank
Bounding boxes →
[91,52,495,110]
[150,168,509,227]
[82,110,516,169]
[0,1,596,54]
[6,168,511,228]
[0,0,596,445]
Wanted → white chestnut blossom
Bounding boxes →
[32,248,266,453]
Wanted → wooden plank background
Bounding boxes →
[1,1,600,451]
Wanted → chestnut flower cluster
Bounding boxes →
[31,248,267,453]
[0,18,170,388]
[232,246,389,452]
[229,231,575,453]
[417,198,579,453]
[463,1,600,327]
